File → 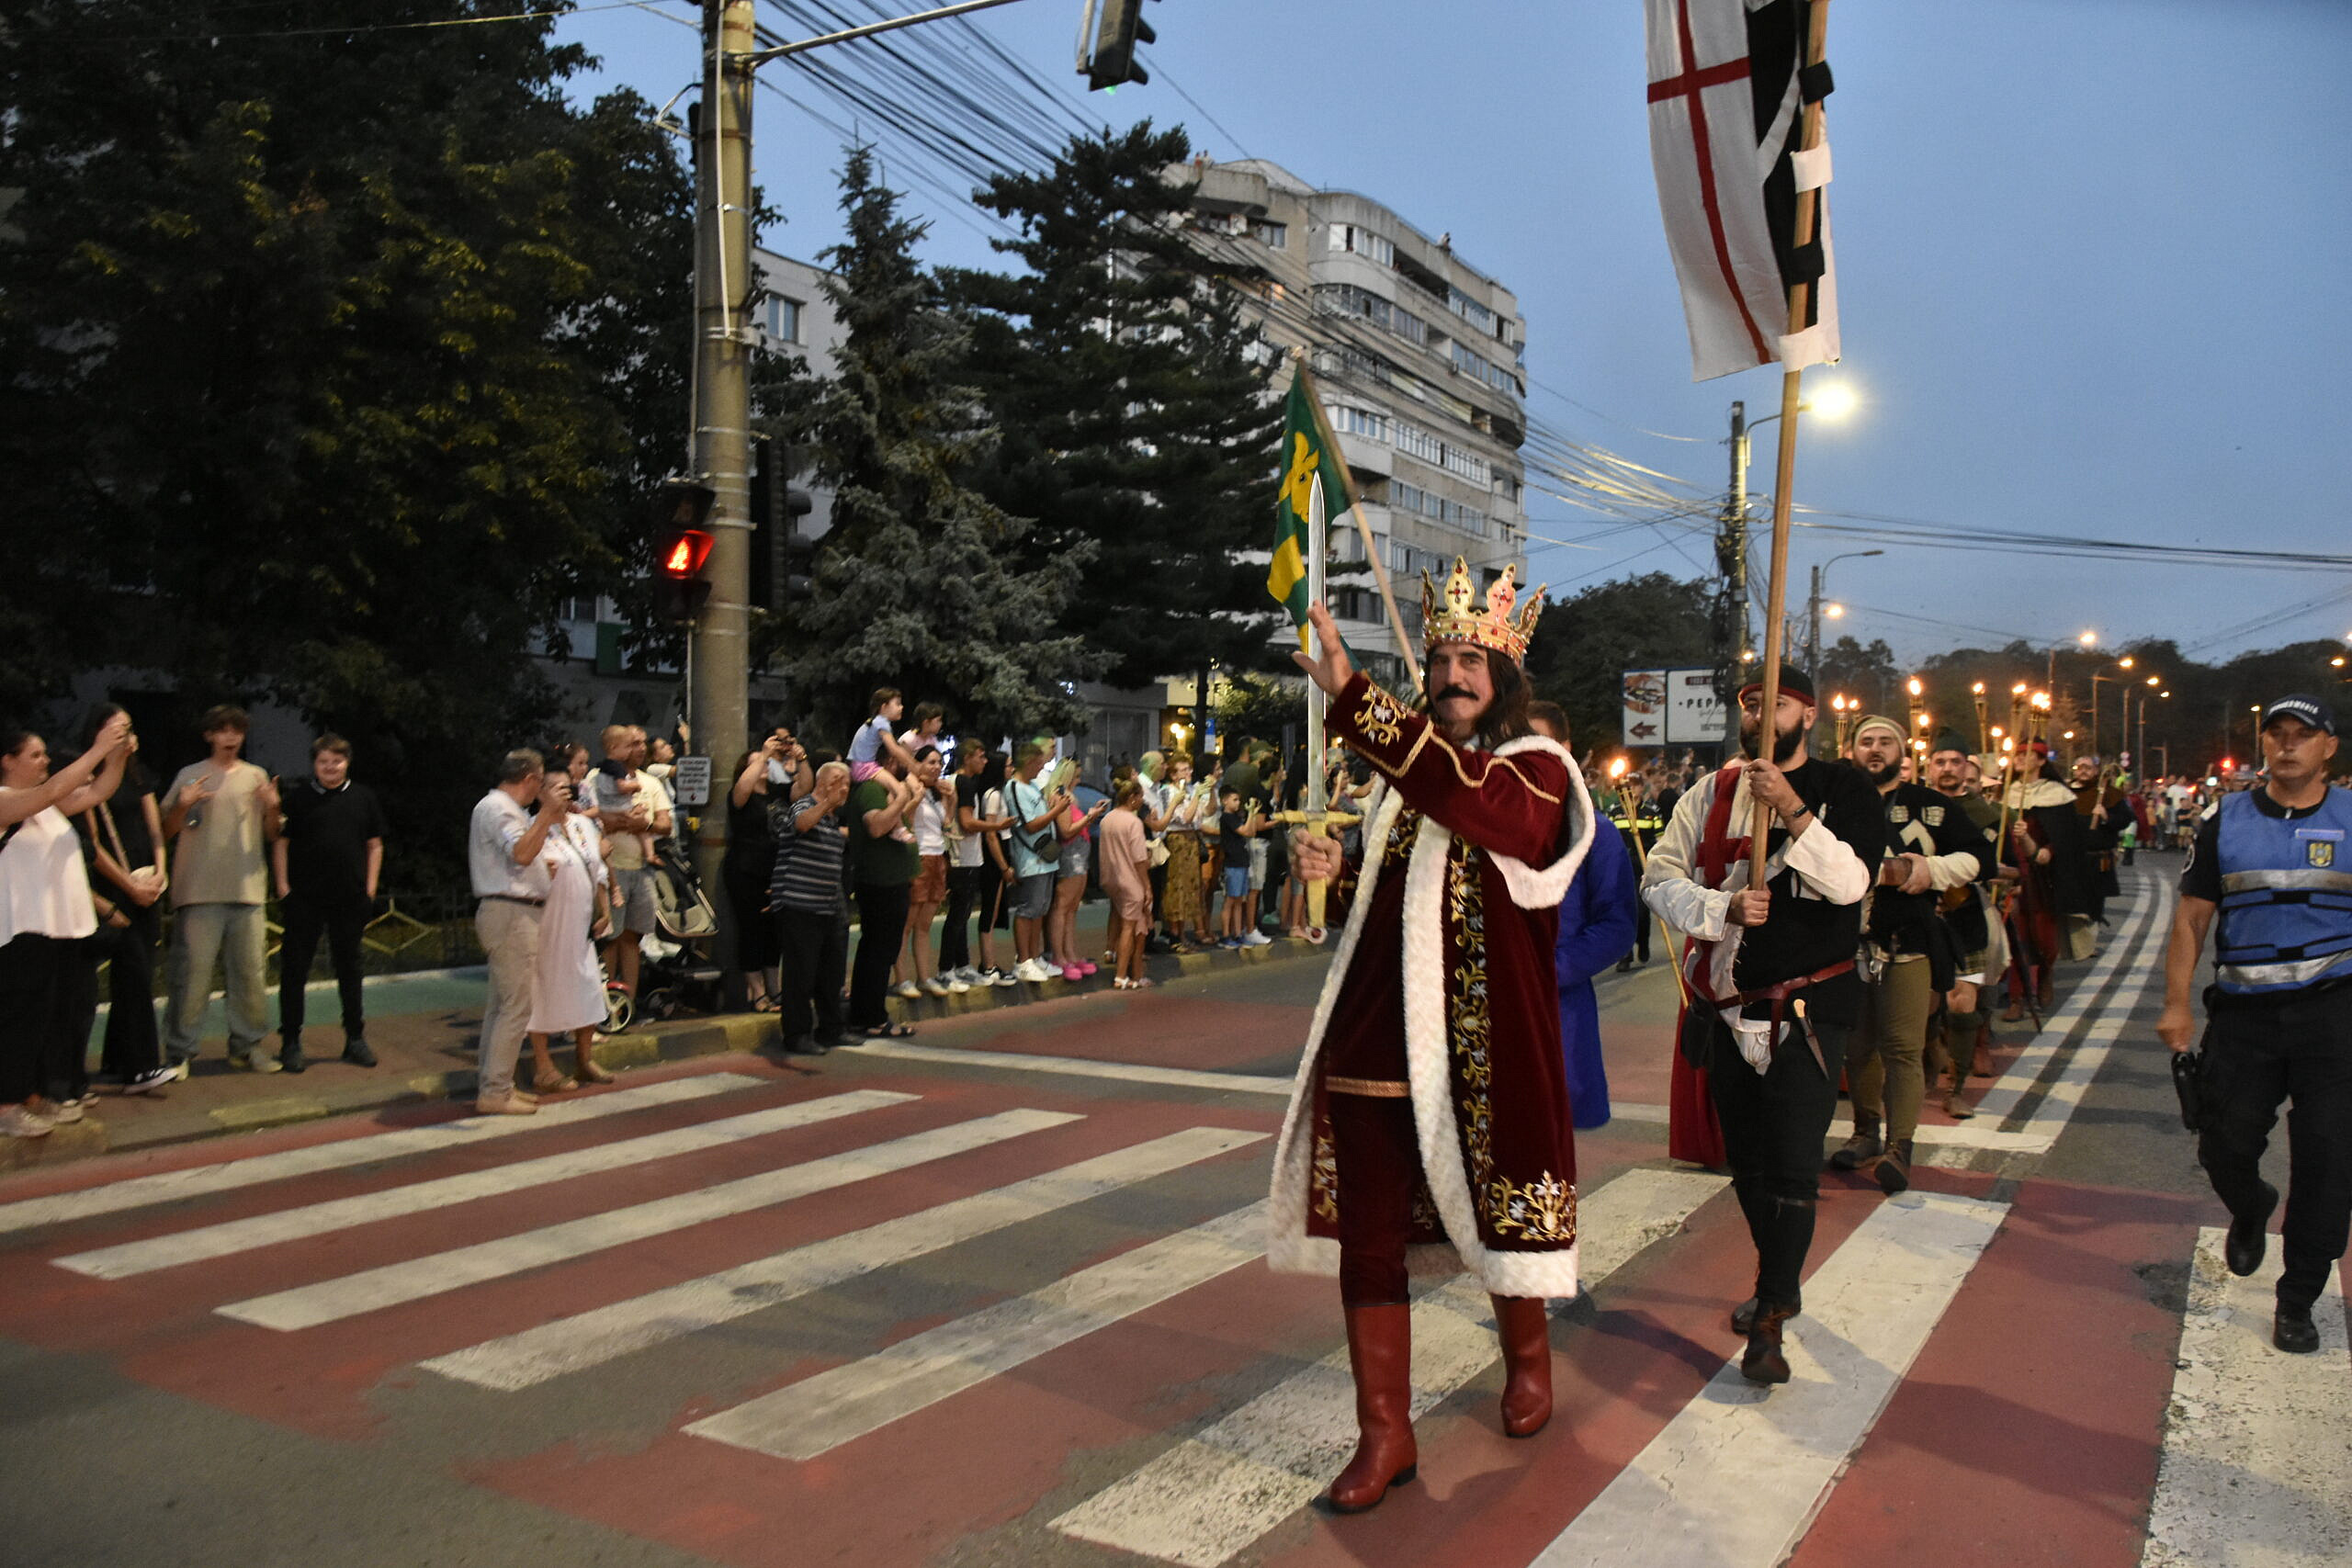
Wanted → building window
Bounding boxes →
[764,296,803,344]
[1328,223,1396,266]
[1392,420,1443,466]
[1252,219,1287,249]
[557,594,603,625]
[1446,285,1497,336]
[1441,445,1490,486]
[1331,405,1387,442]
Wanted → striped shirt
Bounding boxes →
[769,794,848,916]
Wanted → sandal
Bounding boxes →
[576,1057,616,1085]
[532,1070,578,1095]
[863,1022,917,1040]
[1113,977,1135,990]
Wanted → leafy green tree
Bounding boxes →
[0,1,692,889]
[1817,635,1902,716]
[1520,573,1714,750]
[952,124,1284,689]
[773,148,1095,744]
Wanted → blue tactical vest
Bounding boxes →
[2212,787,2352,994]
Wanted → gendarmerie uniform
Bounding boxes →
[1835,717,1993,1193]
[1642,669,1879,1383]
[2179,695,2352,1349]
[1268,558,1595,1511]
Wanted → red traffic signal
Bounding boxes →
[660,528,715,579]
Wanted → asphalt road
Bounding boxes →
[1,859,2341,1568]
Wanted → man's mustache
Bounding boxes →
[1434,685,1477,704]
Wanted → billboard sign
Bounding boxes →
[1622,668,1727,746]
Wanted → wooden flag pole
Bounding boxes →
[1747,0,1833,887]
[1293,359,1423,697]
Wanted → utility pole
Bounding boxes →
[688,0,758,904]
[1715,400,1752,728]
[1805,561,1822,676]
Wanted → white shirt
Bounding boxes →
[0,804,97,944]
[912,793,948,857]
[468,789,554,901]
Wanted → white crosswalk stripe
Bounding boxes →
[1051,1166,1726,1568]
[214,1108,1081,1331]
[684,1201,1269,1462]
[2141,1228,2352,1567]
[52,1089,917,1280]
[0,1073,757,1235]
[1529,1189,2007,1568]
[420,1125,1268,1391]
[853,1039,1292,1098]
[1973,884,2162,1125]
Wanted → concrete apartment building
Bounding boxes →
[1176,157,1532,688]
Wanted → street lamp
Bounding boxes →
[1805,548,1883,672]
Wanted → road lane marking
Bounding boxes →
[420,1126,1269,1391]
[1528,1189,2007,1568]
[54,1090,917,1280]
[0,1075,757,1236]
[214,1109,1080,1331]
[1051,1167,1726,1568]
[684,1202,1270,1461]
[2141,1228,2351,1567]
[852,1039,1292,1098]
[1974,878,2162,1126]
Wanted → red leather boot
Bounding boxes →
[1491,1294,1554,1438]
[1328,1303,1418,1513]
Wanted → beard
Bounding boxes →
[1860,758,1901,787]
[1740,716,1805,764]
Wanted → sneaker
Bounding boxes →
[894,979,921,999]
[1014,958,1054,983]
[952,966,984,987]
[163,1055,192,1082]
[227,1048,281,1075]
[341,1037,379,1068]
[42,1100,85,1125]
[937,973,971,995]
[0,1105,52,1139]
[1241,931,1273,947]
[921,976,951,998]
[278,1042,308,1075]
[1220,937,1243,949]
[989,967,1021,987]
[122,1066,176,1095]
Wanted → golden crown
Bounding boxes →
[1419,556,1545,663]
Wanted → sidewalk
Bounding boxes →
[9,909,1326,1173]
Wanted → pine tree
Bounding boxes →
[953,124,1284,691]
[774,148,1096,745]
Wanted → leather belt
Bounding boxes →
[481,893,546,908]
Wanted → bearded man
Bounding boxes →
[1830,719,1994,1190]
[1276,563,1595,1514]
[1642,669,1881,1383]
[1928,737,2008,1114]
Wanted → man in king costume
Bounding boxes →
[1273,564,1596,1515]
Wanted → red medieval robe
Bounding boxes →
[1268,673,1597,1299]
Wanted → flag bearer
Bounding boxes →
[2160,694,2351,1355]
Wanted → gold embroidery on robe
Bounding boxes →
[1487,1172,1578,1243]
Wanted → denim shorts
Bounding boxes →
[1223,865,1250,901]
[1012,872,1056,920]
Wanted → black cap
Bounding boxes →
[1929,729,1973,757]
[2260,694,2335,736]
[1736,667,1815,705]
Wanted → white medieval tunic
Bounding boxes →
[529,814,610,1035]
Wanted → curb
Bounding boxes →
[1,934,1325,1173]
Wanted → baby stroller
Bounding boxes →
[604,841,723,1032]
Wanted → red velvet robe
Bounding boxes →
[1268,673,1596,1299]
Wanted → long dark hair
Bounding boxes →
[1419,652,1532,749]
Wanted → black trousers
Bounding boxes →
[278,892,369,1042]
[0,933,99,1103]
[1705,1012,1849,1308]
[848,881,911,1030]
[941,864,989,973]
[774,907,848,1046]
[2198,982,2352,1314]
[94,912,163,1077]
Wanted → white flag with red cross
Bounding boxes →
[1645,0,1838,382]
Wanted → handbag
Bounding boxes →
[1010,781,1061,866]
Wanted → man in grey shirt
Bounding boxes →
[468,749,564,1115]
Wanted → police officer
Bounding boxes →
[2158,693,2351,1355]
[1614,768,1668,971]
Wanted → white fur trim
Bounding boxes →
[1484,735,1598,909]
[1265,781,1399,1276]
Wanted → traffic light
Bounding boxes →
[748,434,818,612]
[1078,0,1155,91]
[649,474,718,625]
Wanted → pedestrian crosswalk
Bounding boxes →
[6,1035,2346,1568]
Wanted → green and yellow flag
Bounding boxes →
[1269,370,1356,649]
